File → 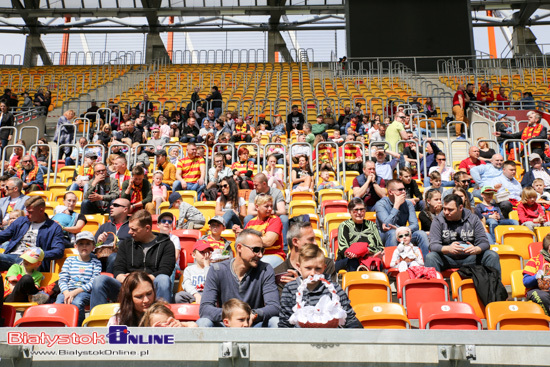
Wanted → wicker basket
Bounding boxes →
[298,318,341,329]
[538,277,550,291]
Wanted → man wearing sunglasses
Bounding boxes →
[81,163,120,215]
[374,179,430,259]
[198,228,280,328]
[442,171,475,207]
[94,198,132,273]
[16,155,45,193]
[386,112,409,152]
[0,177,28,226]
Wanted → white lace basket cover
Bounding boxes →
[289,274,347,328]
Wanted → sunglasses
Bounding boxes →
[241,243,265,254]
[111,203,126,208]
[159,219,173,225]
[220,184,229,189]
[437,158,446,161]
[398,233,411,239]
[352,208,366,212]
[460,180,470,184]
[393,187,406,192]
[21,160,31,163]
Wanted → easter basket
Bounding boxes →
[537,263,550,291]
[289,274,347,328]
[95,232,119,259]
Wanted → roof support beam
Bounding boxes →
[140,0,170,64]
[267,0,293,63]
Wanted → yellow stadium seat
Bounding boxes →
[318,189,344,204]
[510,269,526,301]
[534,226,550,242]
[490,245,522,286]
[82,303,120,327]
[354,302,410,329]
[494,225,535,259]
[177,190,197,205]
[323,212,351,238]
[486,301,550,330]
[194,201,216,221]
[289,200,316,216]
[342,271,391,307]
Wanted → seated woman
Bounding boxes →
[291,155,313,192]
[418,188,442,234]
[108,271,157,327]
[477,138,496,162]
[35,137,50,168]
[523,233,550,315]
[97,124,113,148]
[452,187,472,211]
[231,147,255,190]
[215,177,246,229]
[263,154,284,190]
[336,198,384,272]
[424,97,437,118]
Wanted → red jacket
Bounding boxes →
[517,202,545,224]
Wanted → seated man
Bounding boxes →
[490,160,521,219]
[155,150,176,189]
[0,177,29,225]
[0,196,65,271]
[16,155,44,193]
[373,149,403,182]
[198,228,280,327]
[110,156,131,192]
[173,143,206,198]
[373,179,429,258]
[352,160,386,211]
[81,163,120,215]
[470,154,504,198]
[425,194,501,275]
[458,146,485,176]
[521,153,550,189]
[121,165,152,214]
[442,171,475,207]
[90,210,175,309]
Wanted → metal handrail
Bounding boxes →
[0,144,26,176]
[422,139,447,180]
[314,141,339,187]
[341,141,366,186]
[29,143,52,188]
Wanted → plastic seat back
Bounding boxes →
[320,200,348,218]
[82,303,120,327]
[342,271,391,307]
[528,242,543,258]
[534,226,550,242]
[354,303,410,329]
[318,189,344,204]
[289,200,317,216]
[1,305,16,327]
[168,303,200,321]
[419,302,481,330]
[324,212,351,238]
[486,301,550,330]
[14,304,79,327]
[398,272,448,320]
[490,245,523,286]
[510,269,526,300]
[449,272,486,319]
[173,229,201,269]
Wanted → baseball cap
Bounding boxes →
[193,240,213,252]
[20,247,44,264]
[529,153,542,161]
[75,231,96,245]
[169,192,182,208]
[259,114,266,118]
[154,149,167,157]
[85,152,98,159]
[481,186,497,194]
[158,211,174,222]
[208,216,226,227]
[497,113,507,120]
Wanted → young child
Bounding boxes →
[389,227,423,272]
[4,247,49,304]
[149,171,168,215]
[174,240,212,304]
[517,186,550,231]
[317,169,345,191]
[474,185,518,243]
[56,232,102,326]
[332,130,344,145]
[169,147,180,166]
[533,178,550,207]
[278,243,362,328]
[222,298,252,328]
[159,118,171,142]
[424,171,442,199]
[139,301,198,327]
[2,209,24,230]
[272,116,286,137]
[257,123,271,136]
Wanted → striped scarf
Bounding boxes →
[131,181,143,204]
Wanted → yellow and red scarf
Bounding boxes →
[522,124,543,140]
[131,182,143,204]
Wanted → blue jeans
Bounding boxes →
[261,255,284,268]
[196,316,279,328]
[381,229,430,260]
[56,291,91,326]
[65,157,76,166]
[223,210,242,229]
[106,253,117,274]
[90,273,172,309]
[425,250,501,274]
[173,181,206,199]
[180,136,197,143]
[486,218,518,244]
[244,214,289,251]
[213,107,222,119]
[0,253,22,271]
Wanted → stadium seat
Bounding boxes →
[14,304,79,327]
[528,242,543,258]
[194,201,216,220]
[319,200,348,219]
[342,271,391,307]
[174,229,201,270]
[381,247,424,278]
[449,272,486,319]
[288,200,316,216]
[490,245,522,286]
[289,191,314,202]
[495,225,535,259]
[318,189,344,203]
[83,214,106,233]
[323,212,351,238]
[486,301,550,330]
[177,190,198,205]
[82,303,120,327]
[397,271,448,319]
[168,303,200,322]
[27,191,50,201]
[510,269,526,301]
[364,211,376,223]
[354,302,410,329]
[419,302,481,330]
[534,227,550,242]
[329,228,339,259]
[1,305,16,327]
[51,248,79,273]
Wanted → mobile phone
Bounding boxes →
[275,272,291,283]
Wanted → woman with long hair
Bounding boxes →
[452,187,471,211]
[419,188,442,233]
[291,155,313,191]
[109,271,156,327]
[263,154,284,190]
[215,177,246,228]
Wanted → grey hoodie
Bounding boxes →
[428,208,490,256]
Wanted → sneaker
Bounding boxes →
[31,292,50,305]
[456,134,466,140]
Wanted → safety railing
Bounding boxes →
[341,141,366,186]
[502,139,527,168]
[314,141,339,187]
[17,126,39,145]
[397,140,421,179]
[29,143,52,189]
[53,144,77,182]
[0,144,26,176]
[212,143,236,164]
[526,139,550,172]
[422,139,447,180]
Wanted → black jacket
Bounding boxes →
[113,233,175,278]
[458,264,507,306]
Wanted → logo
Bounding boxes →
[107,326,174,345]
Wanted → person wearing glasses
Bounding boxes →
[94,198,132,273]
[215,177,246,229]
[81,163,121,215]
[336,198,384,272]
[428,152,455,187]
[385,112,409,152]
[16,155,45,193]
[374,179,430,259]
[458,146,485,177]
[156,212,181,266]
[442,171,475,207]
[198,228,280,328]
[0,177,28,226]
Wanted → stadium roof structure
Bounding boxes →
[0,0,549,66]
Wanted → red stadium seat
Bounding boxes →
[528,242,542,258]
[14,304,79,327]
[397,271,448,319]
[419,302,481,330]
[173,229,201,270]
[1,305,16,327]
[168,303,200,322]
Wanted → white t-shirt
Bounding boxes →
[216,197,246,212]
[169,233,181,253]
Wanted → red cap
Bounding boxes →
[193,240,213,252]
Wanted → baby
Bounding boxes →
[332,130,344,146]
[389,227,423,272]
[52,205,74,228]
